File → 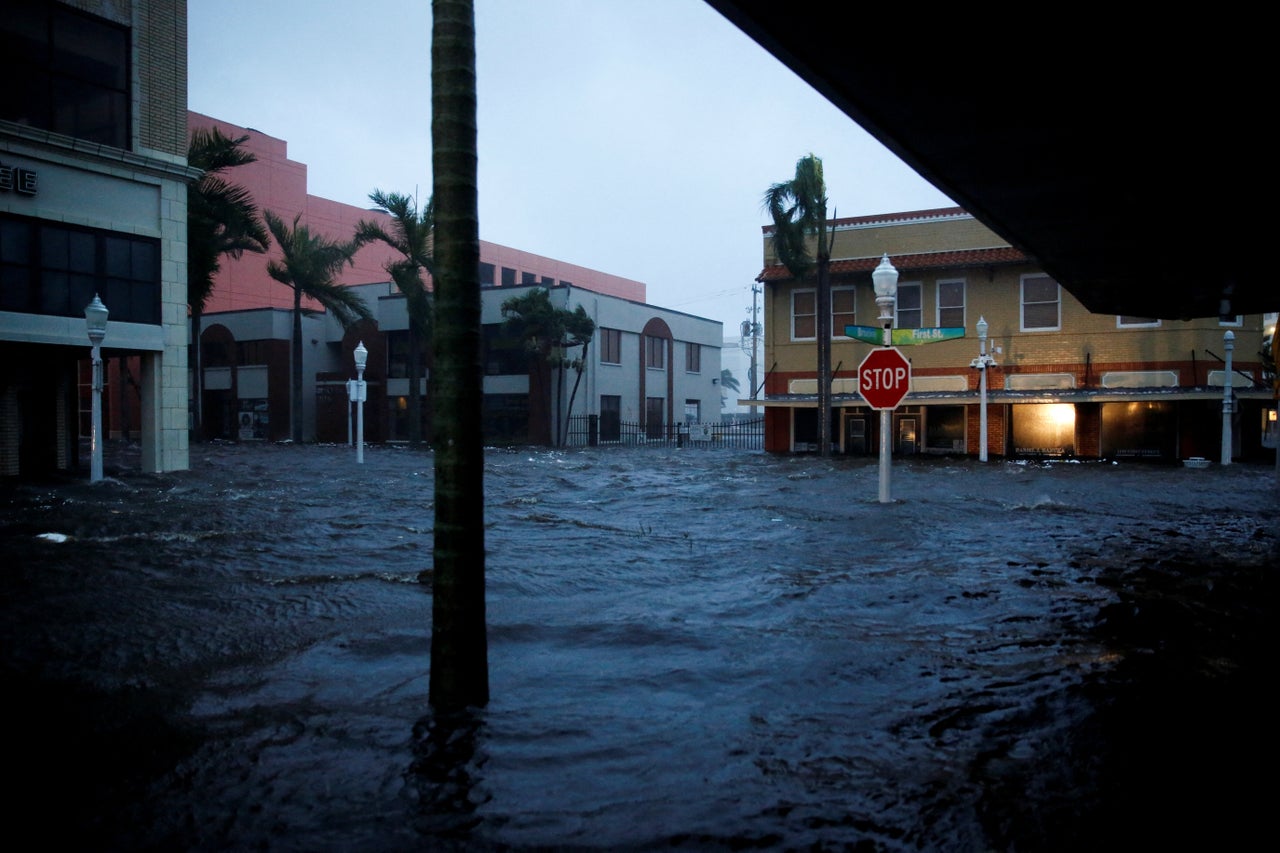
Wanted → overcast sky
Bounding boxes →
[188,0,954,335]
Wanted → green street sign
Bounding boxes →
[892,327,966,346]
[844,325,884,345]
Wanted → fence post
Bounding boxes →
[588,414,598,447]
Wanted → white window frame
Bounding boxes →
[895,281,923,330]
[791,288,817,341]
[1116,316,1160,328]
[1020,274,1061,332]
[1218,315,1244,327]
[685,342,701,374]
[937,278,966,328]
[831,285,856,338]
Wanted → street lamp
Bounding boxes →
[871,254,898,503]
[970,316,997,462]
[1221,330,1234,466]
[353,341,368,463]
[84,294,109,482]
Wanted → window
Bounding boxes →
[521,271,536,285]
[831,286,856,337]
[386,330,429,378]
[938,279,965,328]
[600,395,621,442]
[481,323,526,375]
[896,282,922,329]
[1219,315,1243,327]
[599,328,622,364]
[1117,316,1160,328]
[646,335,665,369]
[791,288,816,340]
[540,276,554,288]
[684,400,700,423]
[1,1,130,149]
[500,266,516,286]
[0,215,159,323]
[685,342,701,373]
[1021,274,1060,331]
[478,262,495,286]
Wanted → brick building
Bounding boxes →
[754,208,1276,462]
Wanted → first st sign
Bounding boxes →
[858,347,911,410]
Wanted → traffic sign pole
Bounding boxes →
[858,343,911,504]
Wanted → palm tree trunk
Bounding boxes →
[816,221,832,457]
[430,0,489,712]
[408,329,423,445]
[563,341,588,447]
[292,287,303,443]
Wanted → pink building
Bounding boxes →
[188,112,647,312]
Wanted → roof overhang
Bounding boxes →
[705,2,1278,320]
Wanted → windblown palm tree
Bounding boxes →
[263,210,371,443]
[501,288,595,446]
[764,153,833,456]
[187,127,269,437]
[720,368,740,409]
[430,0,489,711]
[355,190,434,445]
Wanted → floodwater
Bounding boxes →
[2,442,1276,851]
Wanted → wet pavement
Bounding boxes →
[2,441,1276,851]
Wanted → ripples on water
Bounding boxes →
[2,443,1276,850]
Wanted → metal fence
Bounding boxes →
[563,415,764,450]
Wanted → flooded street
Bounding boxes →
[2,443,1276,851]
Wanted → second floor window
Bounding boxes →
[1021,274,1060,331]
[831,286,856,337]
[792,289,816,340]
[938,279,965,328]
[2,1,130,149]
[686,342,701,373]
[599,327,622,364]
[1117,316,1160,328]
[646,335,665,369]
[896,282,922,329]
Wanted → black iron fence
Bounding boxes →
[564,415,764,450]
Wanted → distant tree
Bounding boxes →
[187,127,269,438]
[263,210,371,442]
[720,368,740,409]
[501,288,595,446]
[430,0,489,713]
[356,190,435,445]
[764,154,833,456]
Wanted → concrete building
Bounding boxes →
[191,114,721,445]
[1,0,196,478]
[753,207,1276,462]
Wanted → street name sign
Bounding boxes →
[858,347,911,410]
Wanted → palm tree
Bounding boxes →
[356,190,435,445]
[187,127,269,438]
[501,288,595,446]
[720,368,740,409]
[263,210,371,443]
[430,0,489,712]
[763,153,833,456]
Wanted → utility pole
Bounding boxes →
[743,281,761,400]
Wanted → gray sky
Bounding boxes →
[188,0,954,334]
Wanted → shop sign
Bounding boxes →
[0,161,38,195]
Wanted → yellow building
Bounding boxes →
[755,208,1275,462]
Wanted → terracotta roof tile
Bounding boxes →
[757,246,1029,283]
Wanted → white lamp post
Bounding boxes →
[84,294,109,482]
[871,254,898,503]
[970,316,997,462]
[1221,330,1234,466]
[354,341,368,463]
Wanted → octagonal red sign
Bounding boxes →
[858,347,911,410]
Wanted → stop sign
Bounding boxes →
[858,347,911,410]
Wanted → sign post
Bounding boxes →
[858,346,911,503]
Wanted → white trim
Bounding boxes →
[1020,274,1060,332]
[936,277,966,329]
